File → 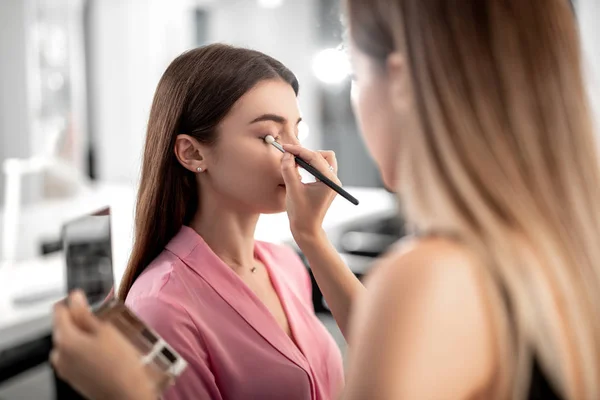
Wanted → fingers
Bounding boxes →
[69,290,100,334]
[53,301,76,348]
[317,150,338,174]
[50,348,69,382]
[280,152,302,195]
[283,144,338,179]
[49,349,60,369]
[52,292,97,368]
[282,144,318,162]
[52,302,81,376]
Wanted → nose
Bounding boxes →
[279,130,300,145]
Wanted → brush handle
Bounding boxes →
[267,138,359,206]
[293,156,359,206]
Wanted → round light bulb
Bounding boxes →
[312,47,351,85]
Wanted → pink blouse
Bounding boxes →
[125,226,344,400]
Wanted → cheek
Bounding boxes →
[211,144,284,203]
[353,80,390,162]
[352,80,401,189]
[225,148,278,183]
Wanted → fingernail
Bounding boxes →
[283,152,292,161]
[71,290,87,307]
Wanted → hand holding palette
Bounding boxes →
[93,297,188,394]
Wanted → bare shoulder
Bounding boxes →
[369,236,486,292]
[344,237,497,400]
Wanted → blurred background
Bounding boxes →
[0,0,598,398]
[0,0,598,264]
[0,0,388,268]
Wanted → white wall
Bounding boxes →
[0,0,38,204]
[89,0,197,186]
[90,0,321,188]
[0,0,31,161]
[578,0,600,129]
[208,0,321,150]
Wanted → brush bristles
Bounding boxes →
[264,135,275,144]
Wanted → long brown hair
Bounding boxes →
[346,0,600,399]
[118,44,299,300]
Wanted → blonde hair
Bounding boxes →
[346,0,600,398]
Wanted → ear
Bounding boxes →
[386,52,410,112]
[174,134,208,173]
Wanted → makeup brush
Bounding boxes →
[264,135,359,206]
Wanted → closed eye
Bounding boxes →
[261,134,281,142]
[261,131,299,143]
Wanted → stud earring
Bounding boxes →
[196,167,203,173]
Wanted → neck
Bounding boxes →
[189,193,259,270]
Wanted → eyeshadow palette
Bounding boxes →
[94,297,188,394]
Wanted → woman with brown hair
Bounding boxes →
[52,0,599,399]
[52,43,346,400]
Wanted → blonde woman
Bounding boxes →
[52,0,599,399]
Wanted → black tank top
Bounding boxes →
[528,357,563,399]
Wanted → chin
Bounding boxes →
[380,169,398,193]
[261,205,287,214]
[381,178,397,193]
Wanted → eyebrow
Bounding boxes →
[249,114,302,126]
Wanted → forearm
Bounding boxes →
[295,229,366,339]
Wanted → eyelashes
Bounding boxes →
[261,134,281,143]
[260,131,300,143]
